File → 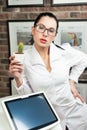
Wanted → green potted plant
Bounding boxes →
[14,42,24,64]
[18,42,24,54]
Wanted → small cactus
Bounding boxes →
[18,42,24,54]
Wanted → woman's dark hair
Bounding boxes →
[34,12,58,32]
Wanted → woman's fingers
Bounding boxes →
[72,90,85,103]
[9,55,15,61]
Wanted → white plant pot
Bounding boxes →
[14,53,25,64]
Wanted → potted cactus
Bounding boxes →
[18,42,24,54]
[14,42,24,64]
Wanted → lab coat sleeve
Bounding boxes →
[13,69,33,95]
[62,43,87,83]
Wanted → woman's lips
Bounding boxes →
[40,38,47,44]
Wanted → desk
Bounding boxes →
[0,96,12,130]
[0,95,62,130]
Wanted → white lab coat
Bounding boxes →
[14,43,87,130]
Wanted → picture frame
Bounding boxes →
[7,20,34,56]
[7,0,44,7]
[54,19,87,83]
[52,0,87,6]
[55,19,87,54]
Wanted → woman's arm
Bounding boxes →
[69,79,85,102]
[9,55,32,95]
[62,43,87,83]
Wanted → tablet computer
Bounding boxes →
[1,92,60,130]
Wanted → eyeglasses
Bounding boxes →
[34,24,57,36]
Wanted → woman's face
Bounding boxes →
[32,16,57,48]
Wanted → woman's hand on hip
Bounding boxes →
[69,79,85,103]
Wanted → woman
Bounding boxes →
[9,12,87,130]
[68,32,79,46]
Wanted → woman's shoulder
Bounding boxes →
[53,43,72,51]
[61,43,87,58]
[61,43,72,50]
[60,43,82,54]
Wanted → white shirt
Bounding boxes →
[15,43,87,109]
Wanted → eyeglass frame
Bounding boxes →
[34,24,57,36]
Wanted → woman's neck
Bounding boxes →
[34,44,50,58]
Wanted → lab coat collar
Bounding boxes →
[30,43,64,65]
[50,43,64,62]
[30,45,45,65]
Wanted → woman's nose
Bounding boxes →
[43,29,48,36]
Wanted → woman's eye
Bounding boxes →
[49,29,55,33]
[39,26,44,29]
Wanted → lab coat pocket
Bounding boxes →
[75,98,87,125]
